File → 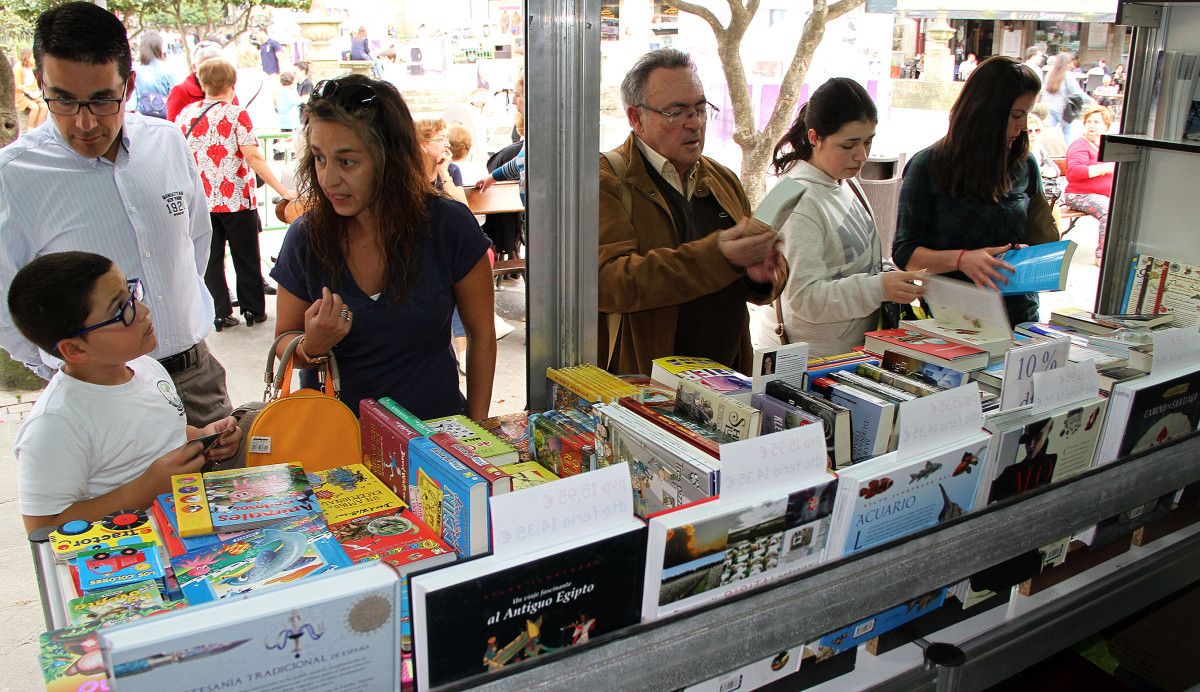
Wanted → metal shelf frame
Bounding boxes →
[441,433,1200,691]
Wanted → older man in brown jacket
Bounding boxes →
[599,49,783,376]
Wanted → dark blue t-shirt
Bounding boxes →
[259,38,283,74]
[271,196,490,419]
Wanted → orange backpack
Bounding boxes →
[242,331,362,472]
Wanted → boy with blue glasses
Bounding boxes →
[8,251,242,532]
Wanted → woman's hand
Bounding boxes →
[958,244,1016,291]
[881,270,926,303]
[303,287,353,355]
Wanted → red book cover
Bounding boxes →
[329,508,457,572]
[149,497,188,558]
[863,328,988,360]
[617,396,722,458]
[429,432,513,495]
[360,399,424,503]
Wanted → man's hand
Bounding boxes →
[746,248,783,285]
[958,245,1016,291]
[719,219,780,269]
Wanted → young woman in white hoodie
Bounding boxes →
[771,78,924,356]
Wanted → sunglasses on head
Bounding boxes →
[311,79,379,110]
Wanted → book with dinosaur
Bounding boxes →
[171,463,320,538]
[171,514,351,605]
[309,463,406,525]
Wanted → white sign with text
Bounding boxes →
[1031,359,1101,416]
[896,382,983,459]
[1151,327,1200,375]
[1000,337,1071,410]
[752,342,809,394]
[719,423,828,503]
[489,463,634,559]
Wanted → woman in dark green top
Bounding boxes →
[892,56,1051,326]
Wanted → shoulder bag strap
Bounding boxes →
[185,101,222,138]
[845,177,874,220]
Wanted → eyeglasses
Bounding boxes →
[311,79,379,110]
[1029,128,1042,133]
[43,81,130,117]
[636,101,719,126]
[67,279,144,338]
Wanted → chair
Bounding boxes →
[858,176,903,261]
[1051,157,1088,237]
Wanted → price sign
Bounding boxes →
[896,383,983,459]
[719,424,827,502]
[1031,360,1100,416]
[1151,327,1200,374]
[999,337,1071,410]
[489,463,633,559]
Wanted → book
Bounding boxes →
[650,356,753,401]
[856,362,943,397]
[804,353,881,391]
[1094,366,1200,466]
[499,461,560,490]
[151,493,251,558]
[544,410,598,473]
[406,436,491,558]
[830,369,917,403]
[529,412,589,477]
[765,379,851,469]
[41,604,190,690]
[378,396,434,435]
[750,175,805,234]
[675,378,760,440]
[68,581,164,626]
[618,396,725,458]
[995,240,1077,293]
[814,589,947,657]
[595,403,719,517]
[49,509,166,563]
[643,472,837,620]
[881,350,969,389]
[751,392,823,437]
[309,463,406,525]
[360,398,430,504]
[1097,365,1147,394]
[479,412,534,464]
[823,380,897,462]
[171,514,351,605]
[864,327,990,370]
[76,541,169,596]
[430,432,515,495]
[1186,76,1200,142]
[1051,307,1173,334]
[171,463,320,538]
[425,414,520,466]
[901,318,1011,358]
[101,562,401,690]
[410,522,647,689]
[825,432,991,556]
[918,274,1013,346]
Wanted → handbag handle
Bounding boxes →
[263,330,341,400]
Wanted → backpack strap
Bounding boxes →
[602,149,632,218]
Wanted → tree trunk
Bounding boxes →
[0,47,19,148]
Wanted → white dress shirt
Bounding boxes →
[634,136,699,200]
[0,114,214,378]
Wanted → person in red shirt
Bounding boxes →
[1063,105,1115,263]
[166,43,232,122]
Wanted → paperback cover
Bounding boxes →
[918,275,1013,345]
[425,414,519,466]
[360,398,429,504]
[644,474,838,620]
[618,396,725,458]
[76,541,168,595]
[102,563,401,691]
[172,514,352,604]
[881,350,969,389]
[997,240,1077,294]
[410,525,647,689]
[863,328,990,371]
[751,392,822,436]
[480,412,534,464]
[171,463,319,538]
[40,623,108,691]
[1095,367,1200,466]
[765,379,851,469]
[309,463,406,525]
[529,413,589,477]
[499,461,560,490]
[406,436,491,558]
[814,588,947,657]
[650,356,752,397]
[826,433,991,556]
[826,381,897,462]
[676,378,760,440]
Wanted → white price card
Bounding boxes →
[752,341,809,394]
[999,337,1071,410]
[719,423,827,502]
[896,382,983,459]
[1151,327,1200,375]
[489,463,634,559]
[1030,359,1100,416]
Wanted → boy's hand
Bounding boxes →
[195,417,241,461]
[141,442,207,496]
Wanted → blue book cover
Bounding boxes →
[172,514,351,604]
[815,588,947,656]
[804,357,880,391]
[880,350,968,389]
[76,542,169,595]
[828,384,895,463]
[997,240,1077,295]
[406,437,491,558]
[831,434,991,555]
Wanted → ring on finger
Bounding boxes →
[339,307,352,321]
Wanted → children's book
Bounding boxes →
[499,461,560,490]
[361,398,429,504]
[996,240,1077,294]
[825,432,992,556]
[529,413,588,477]
[864,327,991,370]
[431,432,515,495]
[151,493,251,557]
[171,514,351,604]
[425,414,519,466]
[68,581,164,626]
[101,562,401,691]
[76,541,169,596]
[406,436,491,558]
[303,464,403,525]
[171,463,319,537]
[643,472,837,620]
[40,622,109,691]
[410,522,647,690]
[378,396,435,435]
[50,509,165,563]
[480,412,534,464]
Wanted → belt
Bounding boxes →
[158,344,200,375]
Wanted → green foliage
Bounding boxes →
[0,350,43,391]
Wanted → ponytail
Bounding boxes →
[771,78,877,176]
[771,104,812,175]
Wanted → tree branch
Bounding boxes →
[665,1,726,37]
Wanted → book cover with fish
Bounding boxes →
[172,514,351,604]
[826,433,991,557]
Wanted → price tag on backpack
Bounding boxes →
[895,383,982,459]
[1000,337,1070,410]
[720,424,827,502]
[489,463,633,559]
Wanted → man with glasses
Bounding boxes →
[599,48,783,376]
[0,2,231,427]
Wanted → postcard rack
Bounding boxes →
[449,433,1200,692]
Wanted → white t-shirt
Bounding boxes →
[15,355,188,517]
